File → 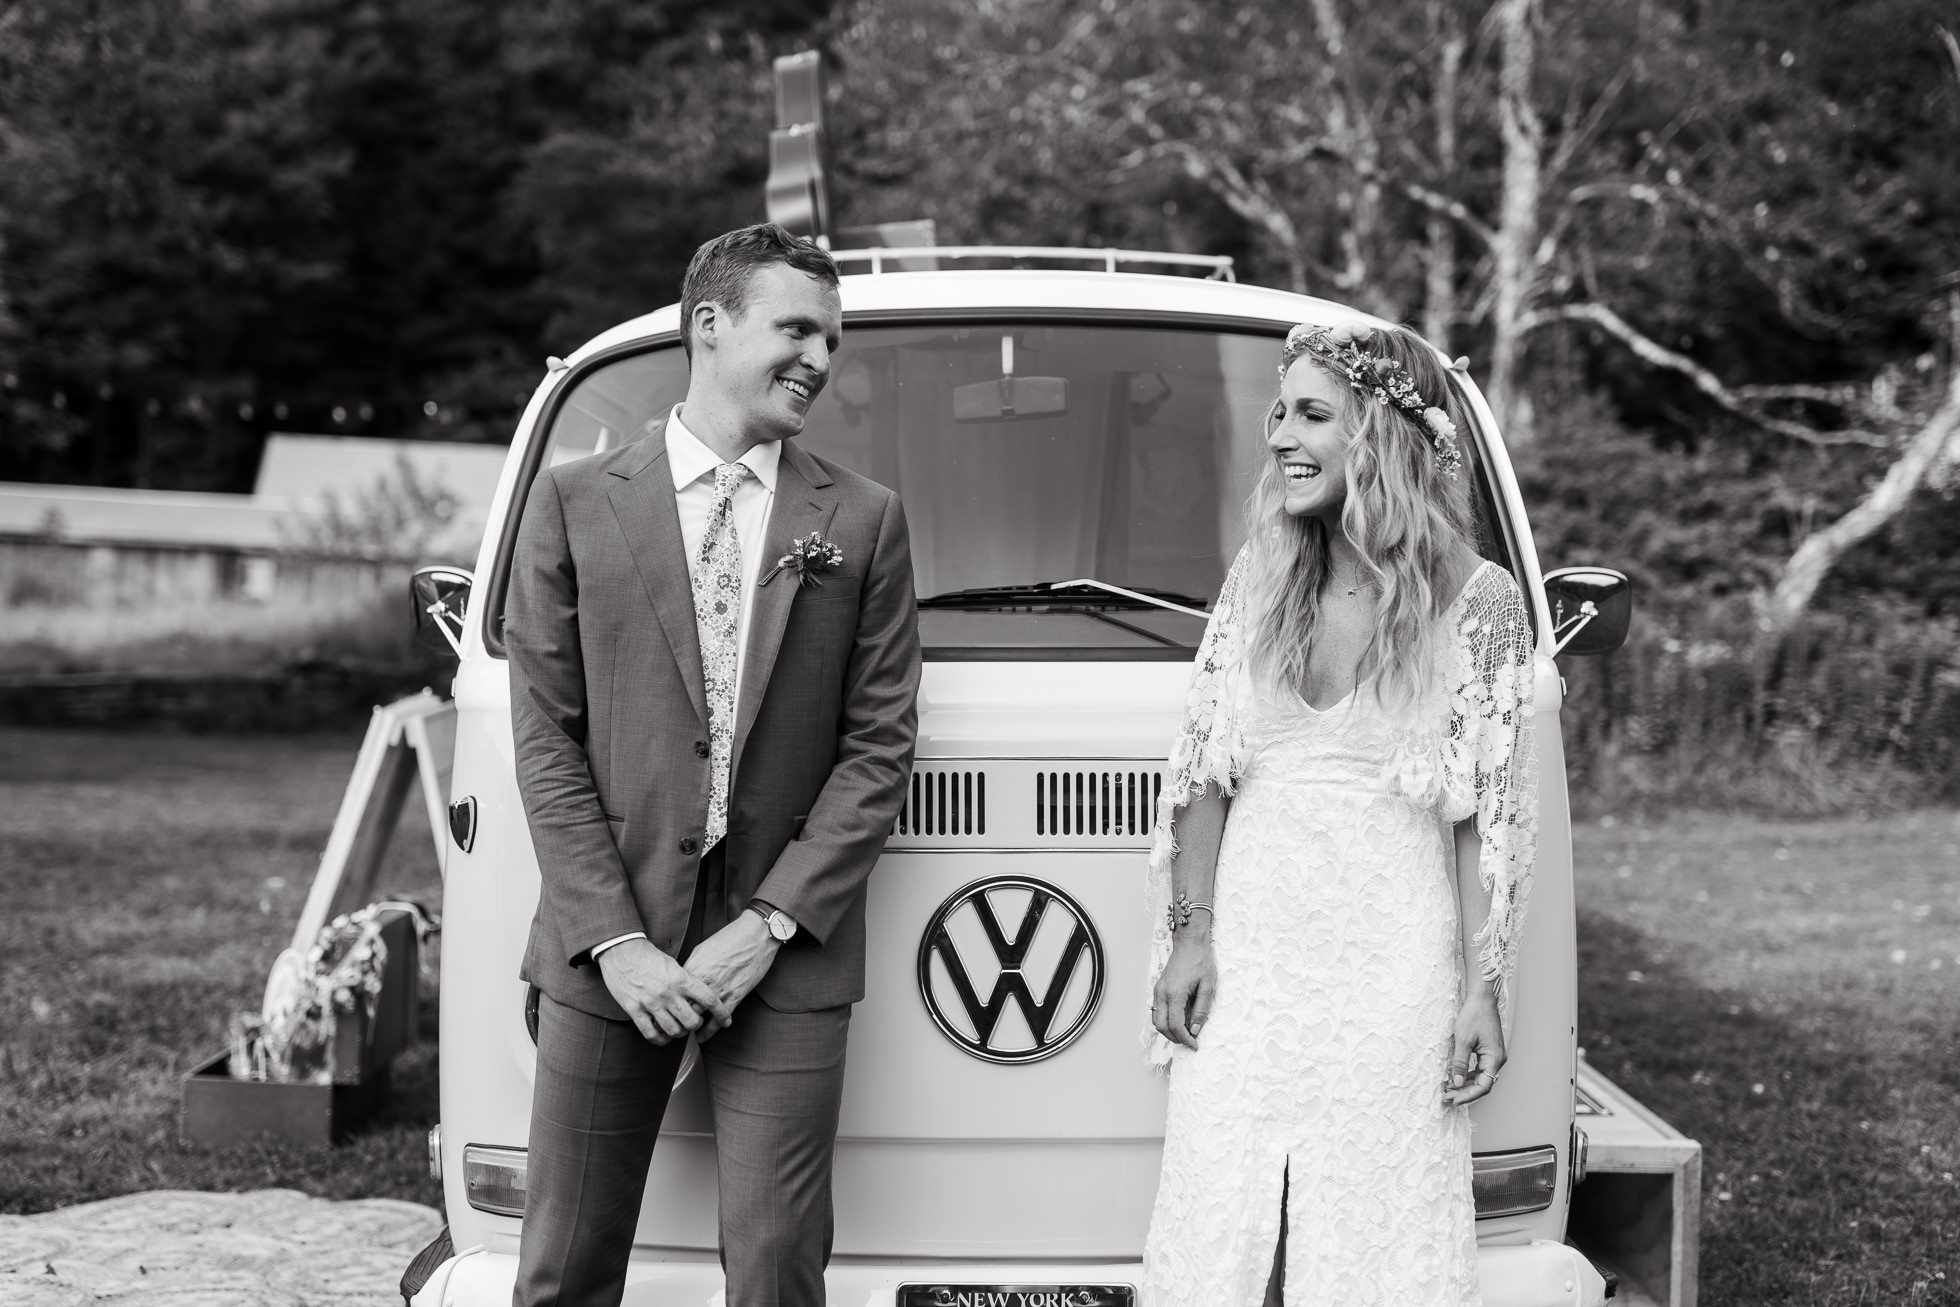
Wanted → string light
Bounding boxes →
[0,381,500,431]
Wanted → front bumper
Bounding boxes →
[410,1239,1607,1306]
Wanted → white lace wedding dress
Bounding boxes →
[1141,550,1539,1307]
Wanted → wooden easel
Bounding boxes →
[289,690,458,955]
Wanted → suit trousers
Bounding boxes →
[514,850,853,1307]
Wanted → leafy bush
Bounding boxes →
[1522,394,1960,814]
[0,585,441,678]
[1562,601,1960,815]
[278,452,462,563]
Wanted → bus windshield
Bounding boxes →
[534,321,1284,658]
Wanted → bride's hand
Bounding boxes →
[1442,984,1505,1107]
[1152,936,1217,1050]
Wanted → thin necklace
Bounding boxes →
[1329,563,1369,597]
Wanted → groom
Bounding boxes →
[505,223,921,1306]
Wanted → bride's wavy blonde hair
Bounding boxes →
[1242,323,1476,710]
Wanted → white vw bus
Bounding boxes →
[406,251,1644,1307]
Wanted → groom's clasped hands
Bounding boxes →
[594,916,782,1046]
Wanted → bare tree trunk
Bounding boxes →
[1522,300,1888,447]
[1488,0,1541,444]
[1309,0,1386,313]
[1766,347,1960,632]
[1423,1,1465,348]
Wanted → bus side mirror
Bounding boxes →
[1544,566,1631,657]
[411,564,474,658]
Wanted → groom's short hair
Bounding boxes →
[681,224,840,362]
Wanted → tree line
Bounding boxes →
[0,0,817,489]
[2,0,1956,633]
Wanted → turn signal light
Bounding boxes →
[1473,1146,1559,1218]
[463,1144,528,1216]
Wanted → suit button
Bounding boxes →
[679,836,700,855]
[694,740,710,758]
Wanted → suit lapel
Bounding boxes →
[605,419,708,726]
[732,440,839,771]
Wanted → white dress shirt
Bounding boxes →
[591,406,782,962]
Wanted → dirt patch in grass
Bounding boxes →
[0,727,443,1214]
[1577,810,1960,1307]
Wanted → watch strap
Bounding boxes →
[747,900,796,940]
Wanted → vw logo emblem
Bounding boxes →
[917,876,1105,1065]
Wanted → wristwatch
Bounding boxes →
[748,902,798,942]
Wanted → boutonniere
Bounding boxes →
[761,531,845,588]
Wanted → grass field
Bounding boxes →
[2,728,1956,1303]
[1576,809,1960,1306]
[0,726,442,1213]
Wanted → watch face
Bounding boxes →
[769,912,797,941]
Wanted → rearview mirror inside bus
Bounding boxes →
[952,375,1070,423]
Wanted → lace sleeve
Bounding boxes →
[1440,568,1540,1039]
[1143,546,1253,1067]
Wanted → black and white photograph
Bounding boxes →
[1,2,1956,1305]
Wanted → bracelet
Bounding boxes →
[1167,893,1213,932]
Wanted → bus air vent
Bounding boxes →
[895,769,987,837]
[1035,770,1163,838]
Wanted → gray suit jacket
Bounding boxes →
[506,418,922,1018]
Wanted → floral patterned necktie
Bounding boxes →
[693,462,750,850]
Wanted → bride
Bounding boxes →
[1142,322,1539,1305]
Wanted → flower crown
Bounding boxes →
[1282,323,1463,479]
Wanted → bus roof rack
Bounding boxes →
[829,245,1236,281]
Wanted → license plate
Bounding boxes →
[897,1288,1134,1307]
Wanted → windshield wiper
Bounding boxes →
[1045,578,1209,618]
[919,580,1211,617]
